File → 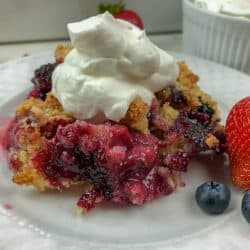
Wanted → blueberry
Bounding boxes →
[195,181,231,214]
[241,191,250,223]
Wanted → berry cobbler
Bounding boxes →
[5,13,226,212]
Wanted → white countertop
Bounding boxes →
[0,34,183,63]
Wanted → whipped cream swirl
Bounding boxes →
[52,12,178,122]
[193,0,250,18]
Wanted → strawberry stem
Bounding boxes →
[98,0,125,14]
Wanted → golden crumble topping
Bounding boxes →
[11,93,74,189]
[123,62,219,135]
[55,44,73,63]
[16,93,73,122]
[13,164,49,191]
[121,97,150,134]
[176,62,219,120]
[160,103,179,126]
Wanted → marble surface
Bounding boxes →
[0,34,182,63]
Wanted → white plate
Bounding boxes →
[0,52,249,250]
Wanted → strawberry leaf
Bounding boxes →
[98,0,125,14]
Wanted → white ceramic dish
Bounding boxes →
[0,52,249,250]
[183,0,250,75]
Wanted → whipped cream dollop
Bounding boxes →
[193,0,250,18]
[52,12,178,122]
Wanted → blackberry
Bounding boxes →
[197,103,215,118]
[198,97,215,118]
[175,111,215,151]
[76,152,113,200]
[31,63,57,100]
[169,87,187,109]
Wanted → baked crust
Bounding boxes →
[176,62,219,120]
[55,44,73,63]
[121,96,150,134]
[10,93,74,189]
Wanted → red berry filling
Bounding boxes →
[7,91,225,211]
[29,63,58,100]
[31,121,176,210]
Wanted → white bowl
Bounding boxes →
[183,0,250,74]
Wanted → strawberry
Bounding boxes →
[98,1,144,29]
[225,97,250,190]
[113,10,144,29]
